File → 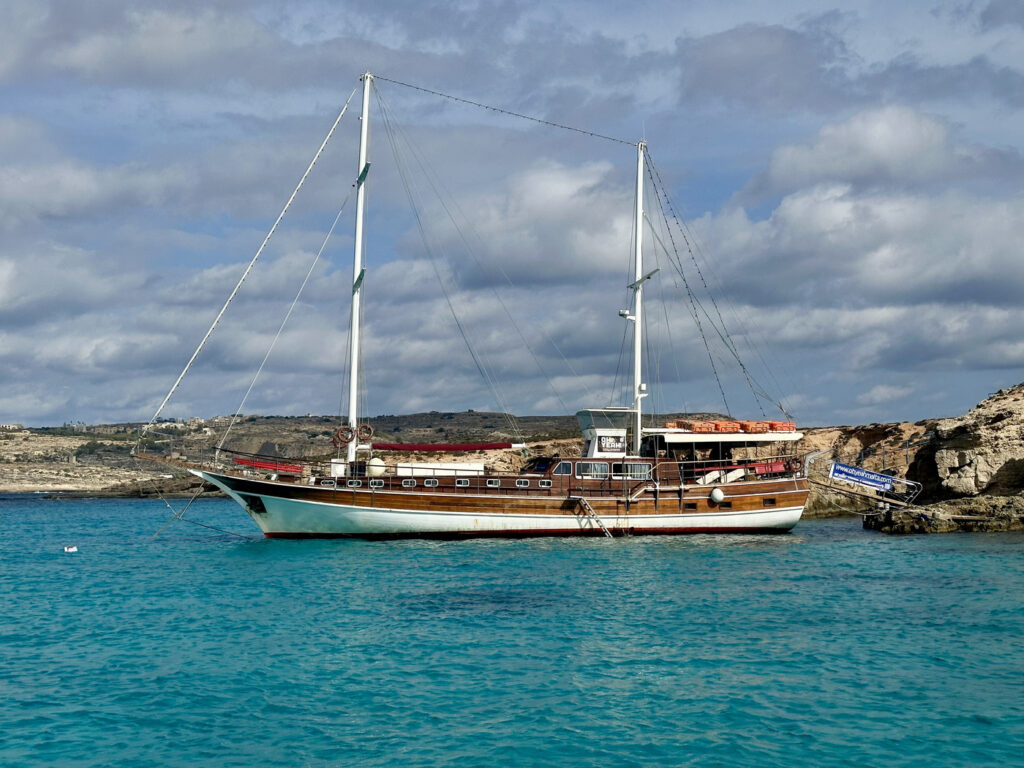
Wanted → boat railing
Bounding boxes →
[653,454,802,486]
[167,446,803,497]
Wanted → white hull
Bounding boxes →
[196,470,803,538]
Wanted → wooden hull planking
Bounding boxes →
[194,469,808,539]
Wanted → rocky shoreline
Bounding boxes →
[849,384,1024,533]
[863,496,1024,534]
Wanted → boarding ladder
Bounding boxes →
[571,496,614,538]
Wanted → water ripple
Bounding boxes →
[1,497,1022,766]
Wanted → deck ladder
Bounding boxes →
[572,496,614,538]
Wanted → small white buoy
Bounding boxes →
[63,545,78,553]
[709,488,725,504]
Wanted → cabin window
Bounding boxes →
[553,461,572,476]
[401,479,416,488]
[719,501,732,509]
[576,462,609,479]
[346,480,362,488]
[516,479,530,488]
[612,462,652,479]
[424,478,439,488]
[486,479,501,488]
[369,479,384,489]
[539,479,552,489]
[684,502,697,510]
[456,478,470,487]
[763,498,776,507]
[319,479,336,487]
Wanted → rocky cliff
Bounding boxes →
[865,384,1024,533]
[909,384,1024,499]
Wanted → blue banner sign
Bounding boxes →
[828,462,894,491]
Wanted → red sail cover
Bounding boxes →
[372,442,514,452]
[233,457,304,473]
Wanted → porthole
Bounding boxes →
[424,478,439,488]
[516,479,529,488]
[456,478,470,487]
[401,479,416,488]
[539,479,552,489]
[486,479,500,488]
[346,479,362,488]
[369,479,384,489]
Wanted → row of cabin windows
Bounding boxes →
[334,463,656,488]
[384,478,554,489]
[334,464,656,488]
[563,461,652,480]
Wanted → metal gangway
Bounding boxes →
[805,451,922,508]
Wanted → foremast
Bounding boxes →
[347,73,373,464]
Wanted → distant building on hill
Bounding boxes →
[90,424,134,435]
[0,424,23,431]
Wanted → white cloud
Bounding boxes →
[747,105,1024,199]
[767,107,952,188]
[0,243,144,323]
[0,0,47,79]
[31,7,276,86]
[0,390,71,421]
[1,1,1023,427]
[0,160,194,230]
[856,384,914,406]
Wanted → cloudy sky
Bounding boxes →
[2,0,1023,428]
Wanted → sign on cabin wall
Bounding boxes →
[828,462,894,491]
[598,435,626,453]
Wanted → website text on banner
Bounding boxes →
[828,462,894,492]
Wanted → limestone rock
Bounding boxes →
[864,494,1024,534]
[909,383,1024,500]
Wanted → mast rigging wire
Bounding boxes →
[215,193,354,455]
[641,184,732,416]
[138,84,360,442]
[373,82,592,419]
[372,74,635,147]
[372,86,589,417]
[644,149,793,419]
[375,87,523,441]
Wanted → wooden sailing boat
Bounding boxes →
[141,73,809,538]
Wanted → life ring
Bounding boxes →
[356,423,374,442]
[332,426,355,448]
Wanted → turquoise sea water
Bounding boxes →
[1,496,1022,767]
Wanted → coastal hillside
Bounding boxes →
[0,411,717,495]
[5,391,1024,522]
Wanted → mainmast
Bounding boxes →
[631,140,647,455]
[347,73,373,464]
